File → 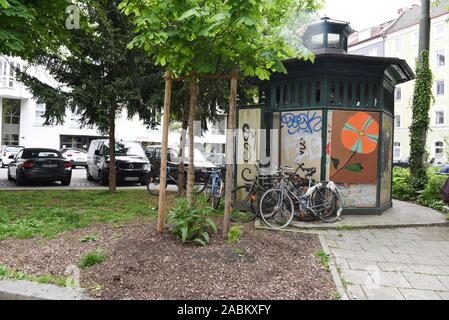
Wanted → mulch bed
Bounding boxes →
[0,219,336,300]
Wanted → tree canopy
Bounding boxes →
[119,0,319,79]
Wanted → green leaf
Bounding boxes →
[193,238,206,246]
[0,0,9,9]
[178,8,199,21]
[331,158,340,170]
[205,218,217,233]
[202,232,210,244]
[344,163,364,173]
[181,226,188,243]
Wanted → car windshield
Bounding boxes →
[23,150,62,158]
[5,146,23,153]
[183,148,207,162]
[104,142,145,157]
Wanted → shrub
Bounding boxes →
[168,197,217,246]
[392,167,418,201]
[79,249,107,269]
[417,170,447,211]
[226,225,243,244]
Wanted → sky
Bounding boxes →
[320,0,421,31]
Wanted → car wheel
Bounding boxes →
[99,170,109,186]
[16,170,25,186]
[86,167,94,181]
[0,160,4,168]
[61,178,71,186]
[7,168,13,181]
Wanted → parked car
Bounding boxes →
[393,159,409,168]
[145,146,215,183]
[0,145,24,168]
[206,153,226,166]
[61,148,88,168]
[87,140,150,186]
[7,148,72,186]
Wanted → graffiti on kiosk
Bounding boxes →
[281,111,322,135]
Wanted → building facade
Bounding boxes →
[0,56,226,158]
[349,2,449,165]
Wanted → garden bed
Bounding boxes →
[0,218,336,300]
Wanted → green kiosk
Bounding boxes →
[236,17,415,214]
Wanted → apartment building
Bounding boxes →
[349,2,449,164]
[0,56,226,157]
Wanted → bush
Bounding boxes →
[168,196,217,246]
[417,170,447,211]
[392,167,418,201]
[226,225,243,244]
[79,249,107,269]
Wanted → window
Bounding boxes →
[69,110,82,128]
[394,142,401,159]
[395,87,402,101]
[34,103,46,125]
[412,31,419,47]
[435,141,444,163]
[435,110,445,125]
[436,80,445,96]
[394,114,402,128]
[436,50,446,67]
[435,23,445,39]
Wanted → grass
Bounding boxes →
[0,190,176,241]
[0,265,67,287]
[79,249,108,269]
[314,249,331,272]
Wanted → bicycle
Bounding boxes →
[259,166,342,229]
[230,161,278,223]
[147,165,207,196]
[201,165,226,209]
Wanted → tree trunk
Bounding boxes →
[108,110,117,194]
[186,79,198,207]
[157,72,172,234]
[223,71,238,238]
[410,0,432,191]
[177,105,189,197]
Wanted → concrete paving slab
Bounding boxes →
[399,288,442,300]
[0,280,86,300]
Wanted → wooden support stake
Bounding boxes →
[157,71,172,234]
[223,70,238,238]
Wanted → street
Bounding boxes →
[0,167,176,192]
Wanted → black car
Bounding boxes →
[7,148,72,186]
[86,140,151,186]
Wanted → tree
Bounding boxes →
[121,0,320,235]
[409,0,433,190]
[0,0,68,57]
[17,0,164,193]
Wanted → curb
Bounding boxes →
[318,235,350,301]
[0,280,86,300]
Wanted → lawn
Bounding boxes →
[0,190,176,240]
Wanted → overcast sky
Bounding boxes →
[319,0,421,31]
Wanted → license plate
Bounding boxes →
[124,177,139,181]
[42,164,58,168]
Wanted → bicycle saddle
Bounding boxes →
[303,167,316,177]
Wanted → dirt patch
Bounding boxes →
[0,219,336,300]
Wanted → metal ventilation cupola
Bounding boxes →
[303,16,355,54]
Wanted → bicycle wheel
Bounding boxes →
[259,189,295,229]
[209,178,223,209]
[230,185,257,223]
[310,186,340,223]
[147,174,168,196]
[194,172,209,194]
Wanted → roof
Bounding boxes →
[349,1,449,47]
[282,52,415,84]
[387,1,449,34]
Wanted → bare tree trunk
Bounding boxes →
[108,110,117,194]
[186,79,198,207]
[157,72,172,234]
[223,71,238,238]
[177,105,189,197]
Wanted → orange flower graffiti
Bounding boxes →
[341,112,379,154]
